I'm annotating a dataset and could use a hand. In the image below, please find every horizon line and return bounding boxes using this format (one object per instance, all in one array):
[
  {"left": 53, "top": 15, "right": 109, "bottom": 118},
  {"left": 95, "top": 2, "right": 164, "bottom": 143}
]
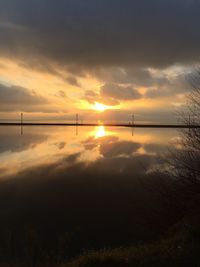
[{"left": 0, "top": 122, "right": 199, "bottom": 129}]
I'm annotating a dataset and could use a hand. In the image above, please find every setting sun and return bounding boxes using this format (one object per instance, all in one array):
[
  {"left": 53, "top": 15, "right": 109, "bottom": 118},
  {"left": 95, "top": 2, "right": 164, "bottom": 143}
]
[{"left": 93, "top": 102, "right": 109, "bottom": 112}]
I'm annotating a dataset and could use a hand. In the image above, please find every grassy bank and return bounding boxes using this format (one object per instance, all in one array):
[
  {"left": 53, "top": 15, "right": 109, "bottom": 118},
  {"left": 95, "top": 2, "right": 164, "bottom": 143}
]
[
  {"left": 61, "top": 195, "right": 200, "bottom": 267},
  {"left": 61, "top": 225, "right": 200, "bottom": 267}
]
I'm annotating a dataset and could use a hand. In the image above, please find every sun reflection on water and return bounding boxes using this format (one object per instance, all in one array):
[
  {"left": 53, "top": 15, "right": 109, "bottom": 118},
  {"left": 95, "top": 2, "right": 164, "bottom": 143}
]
[
  {"left": 0, "top": 126, "right": 178, "bottom": 178},
  {"left": 94, "top": 126, "right": 106, "bottom": 138}
]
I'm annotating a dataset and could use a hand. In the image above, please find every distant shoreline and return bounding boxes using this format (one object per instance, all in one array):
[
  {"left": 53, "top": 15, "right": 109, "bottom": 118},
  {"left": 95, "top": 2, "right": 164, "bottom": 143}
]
[{"left": 0, "top": 122, "right": 199, "bottom": 128}]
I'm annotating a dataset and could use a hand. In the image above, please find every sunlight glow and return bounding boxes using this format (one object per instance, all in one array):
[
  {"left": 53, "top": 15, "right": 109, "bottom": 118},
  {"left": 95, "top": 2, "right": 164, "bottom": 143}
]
[
  {"left": 93, "top": 102, "right": 109, "bottom": 112},
  {"left": 95, "top": 126, "right": 106, "bottom": 138}
]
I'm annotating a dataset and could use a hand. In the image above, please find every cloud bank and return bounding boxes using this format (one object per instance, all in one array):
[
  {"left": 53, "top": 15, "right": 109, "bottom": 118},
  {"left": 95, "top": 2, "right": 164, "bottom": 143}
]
[{"left": 0, "top": 0, "right": 199, "bottom": 71}]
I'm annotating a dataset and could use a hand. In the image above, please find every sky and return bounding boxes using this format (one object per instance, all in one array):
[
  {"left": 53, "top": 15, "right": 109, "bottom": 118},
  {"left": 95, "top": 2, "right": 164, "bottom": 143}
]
[{"left": 0, "top": 0, "right": 200, "bottom": 123}]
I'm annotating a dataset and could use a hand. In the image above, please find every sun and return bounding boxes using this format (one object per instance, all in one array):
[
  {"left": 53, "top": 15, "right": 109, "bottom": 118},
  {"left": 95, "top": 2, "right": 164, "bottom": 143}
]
[{"left": 93, "top": 102, "right": 108, "bottom": 112}]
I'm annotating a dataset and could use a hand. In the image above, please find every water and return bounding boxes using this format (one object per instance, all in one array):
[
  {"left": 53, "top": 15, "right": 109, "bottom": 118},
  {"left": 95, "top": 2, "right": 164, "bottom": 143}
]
[
  {"left": 0, "top": 126, "right": 179, "bottom": 177},
  {"left": 0, "top": 126, "right": 180, "bottom": 258}
]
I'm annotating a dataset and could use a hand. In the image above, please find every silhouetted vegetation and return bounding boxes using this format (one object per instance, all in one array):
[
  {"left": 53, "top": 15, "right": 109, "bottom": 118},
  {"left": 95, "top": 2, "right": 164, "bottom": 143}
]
[
  {"left": 170, "top": 68, "right": 200, "bottom": 193},
  {"left": 60, "top": 226, "right": 200, "bottom": 267}
]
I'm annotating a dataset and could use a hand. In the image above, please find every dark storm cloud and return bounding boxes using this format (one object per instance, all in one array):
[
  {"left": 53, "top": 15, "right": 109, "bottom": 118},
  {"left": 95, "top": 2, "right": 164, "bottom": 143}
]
[
  {"left": 65, "top": 76, "right": 80, "bottom": 87},
  {"left": 96, "top": 68, "right": 190, "bottom": 101},
  {"left": 95, "top": 67, "right": 191, "bottom": 99},
  {"left": 82, "top": 69, "right": 189, "bottom": 107},
  {"left": 83, "top": 89, "right": 120, "bottom": 106},
  {"left": 0, "top": 83, "right": 53, "bottom": 112},
  {"left": 83, "top": 83, "right": 142, "bottom": 107},
  {"left": 145, "top": 73, "right": 189, "bottom": 98},
  {"left": 0, "top": 83, "right": 47, "bottom": 105},
  {"left": 57, "top": 90, "right": 67, "bottom": 98},
  {"left": 92, "top": 67, "right": 166, "bottom": 87},
  {"left": 101, "top": 83, "right": 142, "bottom": 101},
  {"left": 0, "top": 0, "right": 200, "bottom": 71}
]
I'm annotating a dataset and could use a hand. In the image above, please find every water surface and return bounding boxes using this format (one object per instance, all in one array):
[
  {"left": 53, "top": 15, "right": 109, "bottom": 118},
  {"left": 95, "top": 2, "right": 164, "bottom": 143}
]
[
  {"left": 0, "top": 126, "right": 180, "bottom": 256},
  {"left": 0, "top": 126, "right": 178, "bottom": 177}
]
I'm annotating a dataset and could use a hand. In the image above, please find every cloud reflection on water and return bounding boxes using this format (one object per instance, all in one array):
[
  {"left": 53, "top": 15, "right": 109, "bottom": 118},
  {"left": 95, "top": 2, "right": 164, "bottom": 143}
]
[
  {"left": 0, "top": 125, "right": 181, "bottom": 255},
  {"left": 0, "top": 126, "right": 178, "bottom": 178}
]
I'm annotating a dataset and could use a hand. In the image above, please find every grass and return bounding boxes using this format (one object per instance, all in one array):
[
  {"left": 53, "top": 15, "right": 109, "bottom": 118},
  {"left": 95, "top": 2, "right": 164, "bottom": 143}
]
[{"left": 60, "top": 224, "right": 200, "bottom": 267}]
